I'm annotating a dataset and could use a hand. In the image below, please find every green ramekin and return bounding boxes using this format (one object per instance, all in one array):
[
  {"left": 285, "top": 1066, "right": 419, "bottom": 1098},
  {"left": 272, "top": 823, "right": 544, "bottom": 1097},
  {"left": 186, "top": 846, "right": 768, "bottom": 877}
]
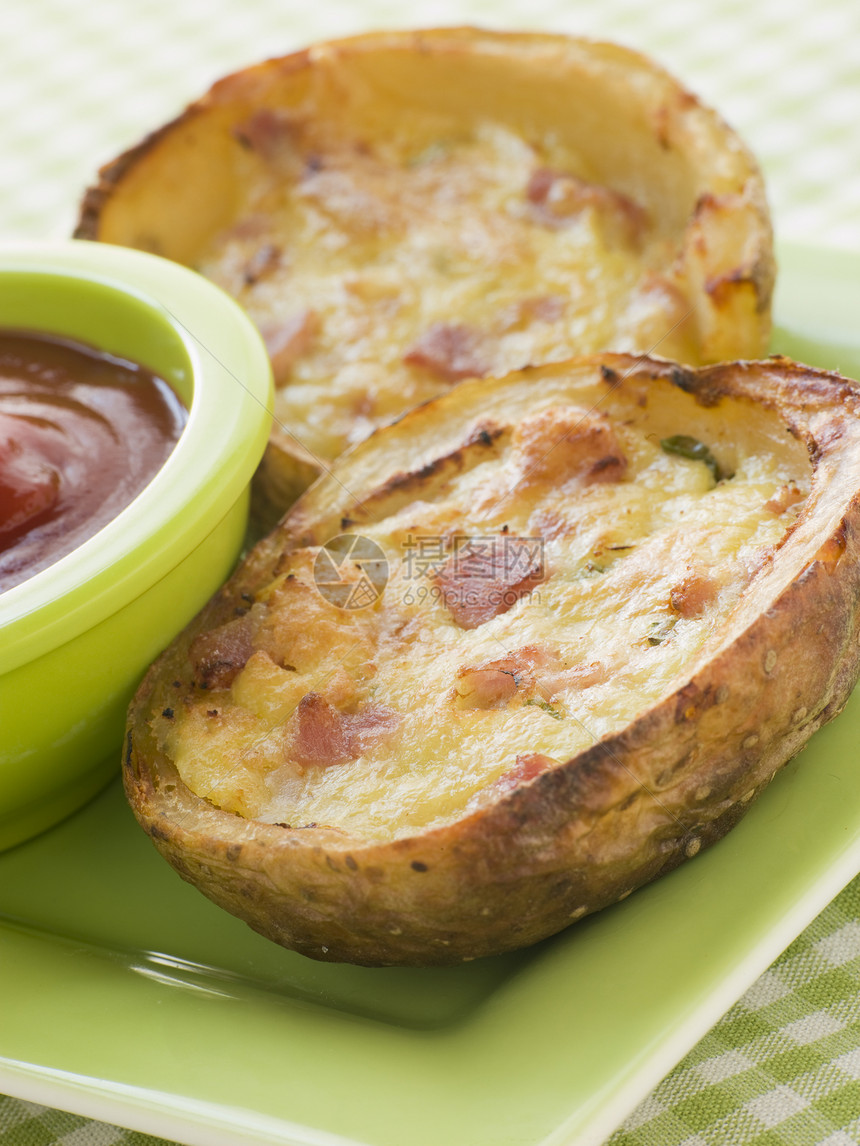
[{"left": 0, "top": 241, "right": 273, "bottom": 850}]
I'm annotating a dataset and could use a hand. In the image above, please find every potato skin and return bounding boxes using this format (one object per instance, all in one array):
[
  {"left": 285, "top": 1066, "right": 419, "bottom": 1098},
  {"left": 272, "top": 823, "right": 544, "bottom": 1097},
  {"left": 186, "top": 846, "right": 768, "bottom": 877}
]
[
  {"left": 125, "top": 354, "right": 860, "bottom": 966},
  {"left": 75, "top": 28, "right": 774, "bottom": 522}
]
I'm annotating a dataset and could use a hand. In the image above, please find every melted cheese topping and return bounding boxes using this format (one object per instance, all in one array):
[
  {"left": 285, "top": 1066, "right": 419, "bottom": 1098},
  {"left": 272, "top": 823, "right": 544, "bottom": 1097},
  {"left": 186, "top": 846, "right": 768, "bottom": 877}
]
[
  {"left": 197, "top": 114, "right": 696, "bottom": 460},
  {"left": 163, "top": 380, "right": 811, "bottom": 842}
]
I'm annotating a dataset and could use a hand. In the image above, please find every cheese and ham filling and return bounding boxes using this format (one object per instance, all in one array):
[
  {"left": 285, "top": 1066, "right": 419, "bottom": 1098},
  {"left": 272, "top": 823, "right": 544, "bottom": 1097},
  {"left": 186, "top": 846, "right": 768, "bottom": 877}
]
[
  {"left": 159, "top": 382, "right": 811, "bottom": 842},
  {"left": 196, "top": 113, "right": 698, "bottom": 460}
]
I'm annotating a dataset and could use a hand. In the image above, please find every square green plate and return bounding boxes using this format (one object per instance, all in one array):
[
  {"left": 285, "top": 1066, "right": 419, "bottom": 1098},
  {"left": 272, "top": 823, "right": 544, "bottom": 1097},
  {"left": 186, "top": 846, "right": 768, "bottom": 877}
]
[{"left": 1, "top": 242, "right": 859, "bottom": 1146}]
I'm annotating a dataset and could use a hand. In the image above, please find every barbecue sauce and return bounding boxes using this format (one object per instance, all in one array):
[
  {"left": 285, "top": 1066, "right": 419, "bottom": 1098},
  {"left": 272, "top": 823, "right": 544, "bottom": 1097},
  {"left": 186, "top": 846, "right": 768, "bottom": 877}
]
[{"left": 0, "top": 331, "right": 187, "bottom": 592}]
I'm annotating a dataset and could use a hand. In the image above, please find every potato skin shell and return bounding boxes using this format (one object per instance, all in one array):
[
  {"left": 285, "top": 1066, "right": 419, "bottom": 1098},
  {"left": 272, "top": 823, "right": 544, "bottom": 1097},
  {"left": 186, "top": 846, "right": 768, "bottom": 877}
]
[
  {"left": 75, "top": 28, "right": 774, "bottom": 522},
  {"left": 124, "top": 354, "right": 860, "bottom": 966}
]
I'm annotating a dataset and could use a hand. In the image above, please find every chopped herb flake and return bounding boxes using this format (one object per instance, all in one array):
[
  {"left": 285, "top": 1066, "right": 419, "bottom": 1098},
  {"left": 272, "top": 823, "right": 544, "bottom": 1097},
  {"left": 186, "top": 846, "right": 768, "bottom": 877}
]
[
  {"left": 525, "top": 697, "right": 563, "bottom": 719},
  {"left": 407, "top": 140, "right": 451, "bottom": 167},
  {"left": 660, "top": 435, "right": 722, "bottom": 482},
  {"left": 647, "top": 617, "right": 678, "bottom": 646}
]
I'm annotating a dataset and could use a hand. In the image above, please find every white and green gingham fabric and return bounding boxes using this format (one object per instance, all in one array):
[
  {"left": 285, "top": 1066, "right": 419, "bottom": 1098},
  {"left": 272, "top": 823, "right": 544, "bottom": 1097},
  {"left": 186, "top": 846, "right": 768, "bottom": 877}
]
[{"left": 2, "top": 0, "right": 860, "bottom": 1143}]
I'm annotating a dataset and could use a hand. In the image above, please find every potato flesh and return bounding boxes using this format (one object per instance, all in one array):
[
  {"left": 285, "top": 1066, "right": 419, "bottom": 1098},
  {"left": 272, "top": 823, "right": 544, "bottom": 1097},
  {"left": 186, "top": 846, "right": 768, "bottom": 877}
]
[
  {"left": 163, "top": 375, "right": 811, "bottom": 841},
  {"left": 196, "top": 116, "right": 697, "bottom": 461}
]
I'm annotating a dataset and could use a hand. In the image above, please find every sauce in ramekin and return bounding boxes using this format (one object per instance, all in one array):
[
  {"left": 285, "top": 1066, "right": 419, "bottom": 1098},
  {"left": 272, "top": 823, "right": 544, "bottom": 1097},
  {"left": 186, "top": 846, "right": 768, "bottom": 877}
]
[{"left": 0, "top": 330, "right": 187, "bottom": 592}]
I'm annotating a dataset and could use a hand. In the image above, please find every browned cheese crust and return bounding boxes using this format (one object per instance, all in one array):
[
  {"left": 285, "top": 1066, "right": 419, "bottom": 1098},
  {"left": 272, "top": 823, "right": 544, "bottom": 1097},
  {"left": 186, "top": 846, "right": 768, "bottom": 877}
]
[
  {"left": 75, "top": 28, "right": 774, "bottom": 525},
  {"left": 125, "top": 353, "right": 860, "bottom": 965}
]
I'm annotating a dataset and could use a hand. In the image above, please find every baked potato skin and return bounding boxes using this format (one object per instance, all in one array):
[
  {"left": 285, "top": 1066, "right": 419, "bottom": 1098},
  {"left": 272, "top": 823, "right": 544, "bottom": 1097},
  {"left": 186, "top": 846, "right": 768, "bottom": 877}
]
[
  {"left": 125, "top": 354, "right": 860, "bottom": 966},
  {"left": 75, "top": 28, "right": 774, "bottom": 522}
]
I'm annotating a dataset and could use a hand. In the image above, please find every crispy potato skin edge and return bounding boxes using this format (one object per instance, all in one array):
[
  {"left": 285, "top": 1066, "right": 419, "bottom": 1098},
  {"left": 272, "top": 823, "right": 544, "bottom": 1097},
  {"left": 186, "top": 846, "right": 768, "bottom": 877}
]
[{"left": 124, "top": 354, "right": 860, "bottom": 966}]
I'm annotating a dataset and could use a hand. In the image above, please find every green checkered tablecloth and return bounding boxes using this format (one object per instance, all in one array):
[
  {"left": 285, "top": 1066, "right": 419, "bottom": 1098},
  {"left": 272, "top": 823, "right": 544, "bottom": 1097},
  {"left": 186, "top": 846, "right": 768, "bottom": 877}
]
[
  {"left": 612, "top": 881, "right": 860, "bottom": 1145},
  {"left": 2, "top": 0, "right": 860, "bottom": 1143}
]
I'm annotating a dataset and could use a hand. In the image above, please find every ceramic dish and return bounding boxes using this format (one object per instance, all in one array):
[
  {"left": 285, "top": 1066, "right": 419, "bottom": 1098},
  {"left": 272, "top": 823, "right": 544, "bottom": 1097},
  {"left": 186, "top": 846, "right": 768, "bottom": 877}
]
[
  {"left": 0, "top": 241, "right": 273, "bottom": 851},
  {"left": 0, "top": 243, "right": 858, "bottom": 1146}
]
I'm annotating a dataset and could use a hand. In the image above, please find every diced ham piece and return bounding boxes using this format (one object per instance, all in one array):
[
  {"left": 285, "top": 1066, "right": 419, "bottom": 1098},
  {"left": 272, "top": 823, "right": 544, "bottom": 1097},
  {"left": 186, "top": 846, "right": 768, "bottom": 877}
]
[
  {"left": 493, "top": 752, "right": 556, "bottom": 796},
  {"left": 497, "top": 295, "right": 566, "bottom": 332},
  {"left": 669, "top": 572, "right": 718, "bottom": 619},
  {"left": 455, "top": 646, "right": 556, "bottom": 709},
  {"left": 287, "top": 693, "right": 400, "bottom": 769},
  {"left": 454, "top": 664, "right": 521, "bottom": 709},
  {"left": 526, "top": 167, "right": 647, "bottom": 246},
  {"left": 190, "top": 614, "right": 256, "bottom": 690},
  {"left": 513, "top": 644, "right": 609, "bottom": 697},
  {"left": 474, "top": 650, "right": 610, "bottom": 701},
  {"left": 457, "top": 644, "right": 608, "bottom": 706},
  {"left": 436, "top": 536, "right": 545, "bottom": 630},
  {"left": 512, "top": 407, "right": 628, "bottom": 487},
  {"left": 261, "top": 310, "right": 319, "bottom": 384},
  {"left": 523, "top": 294, "right": 566, "bottom": 323},
  {"left": 403, "top": 322, "right": 491, "bottom": 383},
  {"left": 232, "top": 109, "right": 299, "bottom": 161},
  {"left": 764, "top": 483, "right": 805, "bottom": 515}
]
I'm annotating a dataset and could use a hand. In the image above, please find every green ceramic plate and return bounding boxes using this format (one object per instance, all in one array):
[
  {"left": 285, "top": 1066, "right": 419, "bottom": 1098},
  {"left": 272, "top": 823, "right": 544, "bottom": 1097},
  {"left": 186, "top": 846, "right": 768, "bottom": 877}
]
[{"left": 1, "top": 243, "right": 859, "bottom": 1146}]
